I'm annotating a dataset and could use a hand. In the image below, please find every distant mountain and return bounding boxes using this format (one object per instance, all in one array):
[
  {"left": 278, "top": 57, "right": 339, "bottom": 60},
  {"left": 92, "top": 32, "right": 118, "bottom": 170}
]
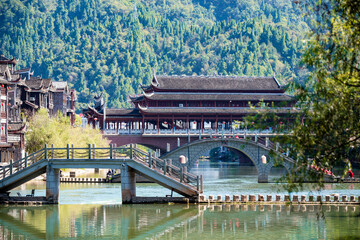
[{"left": 0, "top": 0, "right": 308, "bottom": 110}]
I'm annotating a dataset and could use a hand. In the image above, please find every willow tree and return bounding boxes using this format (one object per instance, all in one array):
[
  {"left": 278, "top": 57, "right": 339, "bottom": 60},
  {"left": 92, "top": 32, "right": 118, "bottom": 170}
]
[{"left": 279, "top": 0, "right": 360, "bottom": 190}]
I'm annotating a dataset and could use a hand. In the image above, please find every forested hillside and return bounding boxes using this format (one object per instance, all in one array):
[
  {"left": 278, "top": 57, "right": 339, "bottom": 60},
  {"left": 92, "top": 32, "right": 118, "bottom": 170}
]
[{"left": 0, "top": 0, "right": 308, "bottom": 110}]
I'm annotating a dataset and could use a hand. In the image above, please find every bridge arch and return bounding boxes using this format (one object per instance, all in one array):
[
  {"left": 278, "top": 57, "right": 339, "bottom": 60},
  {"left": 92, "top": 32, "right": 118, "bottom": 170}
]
[{"left": 161, "top": 138, "right": 293, "bottom": 183}]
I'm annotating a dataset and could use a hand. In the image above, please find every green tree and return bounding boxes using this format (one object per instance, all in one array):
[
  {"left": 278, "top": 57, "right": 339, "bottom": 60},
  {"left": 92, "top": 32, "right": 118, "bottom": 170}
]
[
  {"left": 26, "top": 109, "right": 108, "bottom": 153},
  {"left": 280, "top": 0, "right": 360, "bottom": 190}
]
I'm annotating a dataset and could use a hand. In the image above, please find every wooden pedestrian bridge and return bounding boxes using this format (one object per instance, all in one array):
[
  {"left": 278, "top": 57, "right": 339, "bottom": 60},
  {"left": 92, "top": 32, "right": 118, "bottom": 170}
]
[{"left": 0, "top": 145, "right": 203, "bottom": 204}]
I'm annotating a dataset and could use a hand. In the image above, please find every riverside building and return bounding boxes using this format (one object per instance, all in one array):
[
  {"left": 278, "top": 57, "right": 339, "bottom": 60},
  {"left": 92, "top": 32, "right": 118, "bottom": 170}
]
[{"left": 84, "top": 75, "right": 296, "bottom": 135}]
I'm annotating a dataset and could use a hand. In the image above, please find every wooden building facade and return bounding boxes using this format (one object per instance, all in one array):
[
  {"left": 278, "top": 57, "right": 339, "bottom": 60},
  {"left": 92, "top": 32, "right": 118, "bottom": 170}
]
[{"left": 84, "top": 75, "right": 297, "bottom": 135}]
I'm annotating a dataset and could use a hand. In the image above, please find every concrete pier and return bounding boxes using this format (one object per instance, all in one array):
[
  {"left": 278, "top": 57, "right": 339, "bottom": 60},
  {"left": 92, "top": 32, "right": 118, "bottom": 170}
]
[
  {"left": 120, "top": 164, "right": 136, "bottom": 203},
  {"left": 46, "top": 165, "right": 60, "bottom": 204}
]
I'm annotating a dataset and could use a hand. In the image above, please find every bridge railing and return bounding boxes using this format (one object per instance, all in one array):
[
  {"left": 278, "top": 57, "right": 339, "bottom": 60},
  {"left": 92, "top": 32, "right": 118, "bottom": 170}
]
[
  {"left": 131, "top": 147, "right": 203, "bottom": 192},
  {"left": 0, "top": 145, "right": 203, "bottom": 193},
  {"left": 0, "top": 149, "right": 45, "bottom": 180}
]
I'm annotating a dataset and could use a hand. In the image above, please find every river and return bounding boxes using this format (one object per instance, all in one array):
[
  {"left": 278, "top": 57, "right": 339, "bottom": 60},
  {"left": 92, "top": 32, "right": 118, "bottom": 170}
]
[{"left": 1, "top": 163, "right": 359, "bottom": 239}]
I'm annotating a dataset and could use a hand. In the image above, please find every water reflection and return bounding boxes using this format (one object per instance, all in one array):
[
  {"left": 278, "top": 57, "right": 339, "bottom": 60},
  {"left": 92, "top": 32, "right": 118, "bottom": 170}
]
[{"left": 0, "top": 204, "right": 359, "bottom": 239}]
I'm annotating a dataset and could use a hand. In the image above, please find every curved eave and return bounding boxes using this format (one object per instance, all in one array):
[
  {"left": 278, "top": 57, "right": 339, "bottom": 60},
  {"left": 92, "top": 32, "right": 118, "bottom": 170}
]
[
  {"left": 85, "top": 106, "right": 104, "bottom": 116},
  {"left": 0, "top": 59, "right": 16, "bottom": 65},
  {"left": 142, "top": 92, "right": 294, "bottom": 102},
  {"left": 129, "top": 95, "right": 145, "bottom": 102},
  {"left": 140, "top": 84, "right": 152, "bottom": 91},
  {"left": 138, "top": 106, "right": 299, "bottom": 115}
]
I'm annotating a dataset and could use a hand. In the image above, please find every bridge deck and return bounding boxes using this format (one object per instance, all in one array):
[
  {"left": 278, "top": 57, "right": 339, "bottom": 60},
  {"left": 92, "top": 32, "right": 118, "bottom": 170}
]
[{"left": 0, "top": 145, "right": 202, "bottom": 202}]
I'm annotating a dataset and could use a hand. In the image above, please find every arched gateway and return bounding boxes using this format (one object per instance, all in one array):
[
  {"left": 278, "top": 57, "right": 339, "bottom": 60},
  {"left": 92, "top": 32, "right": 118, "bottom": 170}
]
[{"left": 161, "top": 138, "right": 293, "bottom": 183}]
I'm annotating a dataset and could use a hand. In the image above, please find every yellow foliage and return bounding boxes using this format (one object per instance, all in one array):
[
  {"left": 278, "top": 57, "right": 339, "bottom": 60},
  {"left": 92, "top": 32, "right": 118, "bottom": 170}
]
[{"left": 26, "top": 109, "right": 108, "bottom": 153}]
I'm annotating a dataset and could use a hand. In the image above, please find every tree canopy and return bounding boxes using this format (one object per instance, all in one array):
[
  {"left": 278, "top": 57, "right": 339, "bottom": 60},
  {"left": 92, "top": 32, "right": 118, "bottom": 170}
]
[
  {"left": 0, "top": 0, "right": 308, "bottom": 110},
  {"left": 26, "top": 109, "right": 108, "bottom": 153},
  {"left": 277, "top": 0, "right": 360, "bottom": 190}
]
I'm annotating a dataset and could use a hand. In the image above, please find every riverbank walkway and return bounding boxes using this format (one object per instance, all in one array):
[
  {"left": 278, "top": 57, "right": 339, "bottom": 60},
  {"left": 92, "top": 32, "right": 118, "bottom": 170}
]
[{"left": 0, "top": 145, "right": 203, "bottom": 204}]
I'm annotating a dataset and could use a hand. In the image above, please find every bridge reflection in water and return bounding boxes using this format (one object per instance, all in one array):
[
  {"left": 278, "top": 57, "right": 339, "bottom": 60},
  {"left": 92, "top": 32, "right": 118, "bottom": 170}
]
[{"left": 0, "top": 204, "right": 358, "bottom": 239}]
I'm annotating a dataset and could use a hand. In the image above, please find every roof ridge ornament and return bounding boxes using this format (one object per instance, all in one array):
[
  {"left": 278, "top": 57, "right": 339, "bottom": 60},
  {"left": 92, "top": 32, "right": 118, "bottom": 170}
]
[
  {"left": 272, "top": 72, "right": 281, "bottom": 88},
  {"left": 152, "top": 70, "right": 159, "bottom": 87}
]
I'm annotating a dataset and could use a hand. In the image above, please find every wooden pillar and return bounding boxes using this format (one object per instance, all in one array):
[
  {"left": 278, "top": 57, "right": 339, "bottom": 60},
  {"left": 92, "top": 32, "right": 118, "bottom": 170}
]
[
  {"left": 215, "top": 115, "right": 218, "bottom": 133},
  {"left": 157, "top": 116, "right": 159, "bottom": 133},
  {"left": 142, "top": 117, "right": 145, "bottom": 134},
  {"left": 201, "top": 115, "right": 204, "bottom": 133},
  {"left": 172, "top": 115, "right": 175, "bottom": 133},
  {"left": 186, "top": 115, "right": 189, "bottom": 133}
]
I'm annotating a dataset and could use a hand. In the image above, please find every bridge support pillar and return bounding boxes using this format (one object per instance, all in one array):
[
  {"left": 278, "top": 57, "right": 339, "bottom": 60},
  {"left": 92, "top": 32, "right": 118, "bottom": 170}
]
[
  {"left": 258, "top": 173, "right": 268, "bottom": 183},
  {"left": 46, "top": 165, "right": 60, "bottom": 203},
  {"left": 121, "top": 164, "right": 136, "bottom": 204}
]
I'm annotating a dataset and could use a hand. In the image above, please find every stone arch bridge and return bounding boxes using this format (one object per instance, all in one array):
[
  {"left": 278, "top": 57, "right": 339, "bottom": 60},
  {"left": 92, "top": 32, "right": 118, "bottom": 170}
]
[{"left": 161, "top": 138, "right": 294, "bottom": 183}]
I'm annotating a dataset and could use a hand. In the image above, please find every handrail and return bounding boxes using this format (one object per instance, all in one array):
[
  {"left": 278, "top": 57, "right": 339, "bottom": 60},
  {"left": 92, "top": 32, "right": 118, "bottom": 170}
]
[
  {"left": 0, "top": 138, "right": 295, "bottom": 193},
  {"left": 0, "top": 144, "right": 203, "bottom": 193}
]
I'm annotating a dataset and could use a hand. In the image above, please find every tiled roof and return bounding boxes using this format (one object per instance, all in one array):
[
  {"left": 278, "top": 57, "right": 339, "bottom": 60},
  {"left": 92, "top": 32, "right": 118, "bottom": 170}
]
[
  {"left": 106, "top": 108, "right": 141, "bottom": 116},
  {"left": 25, "top": 79, "right": 43, "bottom": 89},
  {"left": 52, "top": 81, "right": 68, "bottom": 90},
  {"left": 0, "top": 55, "right": 10, "bottom": 61},
  {"left": 142, "top": 92, "right": 294, "bottom": 101},
  {"left": 151, "top": 75, "right": 282, "bottom": 91},
  {"left": 42, "top": 78, "right": 52, "bottom": 88},
  {"left": 138, "top": 105, "right": 298, "bottom": 114},
  {"left": 13, "top": 68, "right": 31, "bottom": 74}
]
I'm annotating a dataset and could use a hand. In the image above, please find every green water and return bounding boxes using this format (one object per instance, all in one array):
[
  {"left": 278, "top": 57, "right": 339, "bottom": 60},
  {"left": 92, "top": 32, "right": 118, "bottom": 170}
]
[
  {"left": 1, "top": 164, "right": 360, "bottom": 239},
  {"left": 0, "top": 204, "right": 359, "bottom": 239}
]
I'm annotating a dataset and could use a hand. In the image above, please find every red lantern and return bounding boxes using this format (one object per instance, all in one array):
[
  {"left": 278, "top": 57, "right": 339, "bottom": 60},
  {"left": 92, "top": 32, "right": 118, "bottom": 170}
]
[
  {"left": 1, "top": 103, "right": 3, "bottom": 106},
  {"left": 94, "top": 118, "right": 98, "bottom": 121},
  {"left": 213, "top": 136, "right": 216, "bottom": 138},
  {"left": 8, "top": 87, "right": 10, "bottom": 90},
  {"left": 1, "top": 126, "right": 3, "bottom": 130},
  {"left": 164, "top": 121, "right": 167, "bottom": 124},
  {"left": 235, "top": 136, "right": 239, "bottom": 138},
  {"left": 1, "top": 85, "right": 3, "bottom": 88},
  {"left": 252, "top": 122, "right": 255, "bottom": 125},
  {"left": 8, "top": 127, "right": 10, "bottom": 130},
  {"left": 203, "top": 137, "right": 206, "bottom": 139},
  {"left": 280, "top": 122, "right": 283, "bottom": 125},
  {"left": 8, "top": 103, "right": 10, "bottom": 106}
]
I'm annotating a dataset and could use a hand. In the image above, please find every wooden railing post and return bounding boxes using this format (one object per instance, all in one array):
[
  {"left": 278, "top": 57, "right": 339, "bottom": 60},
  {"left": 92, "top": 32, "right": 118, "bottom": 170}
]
[
  {"left": 110, "top": 144, "right": 113, "bottom": 159},
  {"left": 51, "top": 144, "right": 54, "bottom": 159},
  {"left": 148, "top": 152, "right": 152, "bottom": 168},
  {"left": 113, "top": 144, "right": 117, "bottom": 159},
  {"left": 163, "top": 160, "right": 167, "bottom": 175},
  {"left": 71, "top": 144, "right": 74, "bottom": 159},
  {"left": 88, "top": 144, "right": 91, "bottom": 159},
  {"left": 197, "top": 175, "right": 200, "bottom": 191},
  {"left": 92, "top": 144, "right": 95, "bottom": 159},
  {"left": 44, "top": 144, "right": 48, "bottom": 160},
  {"left": 9, "top": 160, "right": 13, "bottom": 175},
  {"left": 129, "top": 144, "right": 133, "bottom": 160},
  {"left": 168, "top": 159, "right": 172, "bottom": 175},
  {"left": 180, "top": 167, "right": 183, "bottom": 183},
  {"left": 24, "top": 153, "right": 28, "bottom": 168},
  {"left": 67, "top": 144, "right": 70, "bottom": 159}
]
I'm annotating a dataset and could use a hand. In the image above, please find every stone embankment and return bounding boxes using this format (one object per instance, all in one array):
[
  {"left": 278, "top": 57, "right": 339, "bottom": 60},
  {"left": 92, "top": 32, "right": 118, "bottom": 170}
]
[
  {"left": 60, "top": 177, "right": 106, "bottom": 183},
  {"left": 198, "top": 194, "right": 360, "bottom": 205}
]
